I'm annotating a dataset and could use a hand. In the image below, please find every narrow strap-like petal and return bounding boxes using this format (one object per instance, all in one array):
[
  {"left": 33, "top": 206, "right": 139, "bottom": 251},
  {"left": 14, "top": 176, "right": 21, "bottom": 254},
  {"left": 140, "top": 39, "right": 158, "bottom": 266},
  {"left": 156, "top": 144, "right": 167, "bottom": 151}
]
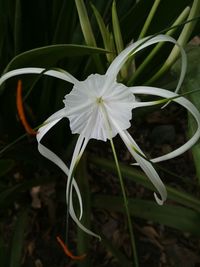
[
  {"left": 66, "top": 134, "right": 87, "bottom": 219},
  {"left": 108, "top": 116, "right": 167, "bottom": 205},
  {"left": 65, "top": 134, "right": 101, "bottom": 239},
  {"left": 130, "top": 86, "right": 200, "bottom": 163},
  {"left": 105, "top": 35, "right": 186, "bottom": 94},
  {"left": 37, "top": 109, "right": 66, "bottom": 141},
  {"left": 0, "top": 67, "right": 78, "bottom": 87},
  {"left": 36, "top": 109, "right": 83, "bottom": 218}
]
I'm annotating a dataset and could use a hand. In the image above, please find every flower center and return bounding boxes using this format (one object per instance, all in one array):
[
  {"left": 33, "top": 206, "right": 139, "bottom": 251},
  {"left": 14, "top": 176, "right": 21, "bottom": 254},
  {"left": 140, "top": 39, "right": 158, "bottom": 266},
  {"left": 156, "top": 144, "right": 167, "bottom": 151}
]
[
  {"left": 96, "top": 96, "right": 104, "bottom": 105},
  {"left": 64, "top": 73, "right": 135, "bottom": 141}
]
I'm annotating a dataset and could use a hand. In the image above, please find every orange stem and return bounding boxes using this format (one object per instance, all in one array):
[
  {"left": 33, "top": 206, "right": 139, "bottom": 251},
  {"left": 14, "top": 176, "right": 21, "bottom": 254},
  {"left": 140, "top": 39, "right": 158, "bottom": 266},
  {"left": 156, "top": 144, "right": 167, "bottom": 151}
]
[
  {"left": 16, "top": 80, "right": 37, "bottom": 135},
  {"left": 56, "top": 236, "right": 86, "bottom": 261}
]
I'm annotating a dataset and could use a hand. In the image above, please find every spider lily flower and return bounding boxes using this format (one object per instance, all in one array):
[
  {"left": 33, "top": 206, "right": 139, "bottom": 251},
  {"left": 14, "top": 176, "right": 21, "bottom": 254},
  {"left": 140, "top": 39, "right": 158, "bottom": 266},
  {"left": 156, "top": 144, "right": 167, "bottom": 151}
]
[{"left": 0, "top": 35, "right": 200, "bottom": 239}]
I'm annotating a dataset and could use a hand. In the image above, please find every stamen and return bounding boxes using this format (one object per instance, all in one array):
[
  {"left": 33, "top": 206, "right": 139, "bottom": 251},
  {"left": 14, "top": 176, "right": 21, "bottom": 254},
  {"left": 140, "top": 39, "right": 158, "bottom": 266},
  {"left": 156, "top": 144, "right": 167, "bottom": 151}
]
[
  {"left": 16, "top": 80, "right": 37, "bottom": 135},
  {"left": 56, "top": 236, "right": 86, "bottom": 261}
]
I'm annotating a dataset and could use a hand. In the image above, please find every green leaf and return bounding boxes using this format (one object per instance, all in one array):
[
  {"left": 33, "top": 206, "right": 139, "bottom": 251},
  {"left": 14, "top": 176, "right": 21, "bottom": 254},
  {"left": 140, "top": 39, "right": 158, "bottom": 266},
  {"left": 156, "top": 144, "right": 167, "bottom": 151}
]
[
  {"left": 0, "top": 159, "right": 15, "bottom": 177},
  {"left": 129, "top": 6, "right": 190, "bottom": 85},
  {"left": 93, "top": 195, "right": 200, "bottom": 236},
  {"left": 121, "top": 0, "right": 195, "bottom": 42},
  {"left": 3, "top": 44, "right": 107, "bottom": 72},
  {"left": 74, "top": 0, "right": 104, "bottom": 73},
  {"left": 9, "top": 209, "right": 28, "bottom": 267},
  {"left": 91, "top": 3, "right": 115, "bottom": 63},
  {"left": 146, "top": 0, "right": 200, "bottom": 85},
  {"left": 91, "top": 157, "right": 200, "bottom": 212},
  {"left": 138, "top": 0, "right": 161, "bottom": 39},
  {"left": 112, "top": 0, "right": 124, "bottom": 54},
  {"left": 75, "top": 0, "right": 96, "bottom": 47}
]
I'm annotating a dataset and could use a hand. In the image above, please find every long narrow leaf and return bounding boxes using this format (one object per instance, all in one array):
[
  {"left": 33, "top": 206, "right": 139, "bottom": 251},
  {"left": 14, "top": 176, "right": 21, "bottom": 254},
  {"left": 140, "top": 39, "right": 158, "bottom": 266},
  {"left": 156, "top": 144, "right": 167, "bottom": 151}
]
[
  {"left": 146, "top": 0, "right": 200, "bottom": 85},
  {"left": 93, "top": 195, "right": 200, "bottom": 236},
  {"left": 3, "top": 45, "right": 107, "bottom": 72},
  {"left": 91, "top": 4, "right": 115, "bottom": 63},
  {"left": 91, "top": 157, "right": 200, "bottom": 211}
]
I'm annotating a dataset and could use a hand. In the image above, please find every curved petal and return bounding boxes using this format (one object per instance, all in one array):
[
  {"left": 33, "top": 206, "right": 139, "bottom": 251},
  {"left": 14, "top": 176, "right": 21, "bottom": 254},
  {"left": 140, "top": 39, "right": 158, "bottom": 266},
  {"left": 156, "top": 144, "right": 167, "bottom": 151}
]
[
  {"left": 37, "top": 109, "right": 66, "bottom": 140},
  {"left": 66, "top": 134, "right": 87, "bottom": 214},
  {"left": 0, "top": 67, "right": 78, "bottom": 87},
  {"left": 36, "top": 108, "right": 83, "bottom": 218},
  {"left": 109, "top": 116, "right": 167, "bottom": 205},
  {"left": 130, "top": 86, "right": 200, "bottom": 163},
  {"left": 65, "top": 135, "right": 100, "bottom": 239},
  {"left": 105, "top": 34, "right": 186, "bottom": 93}
]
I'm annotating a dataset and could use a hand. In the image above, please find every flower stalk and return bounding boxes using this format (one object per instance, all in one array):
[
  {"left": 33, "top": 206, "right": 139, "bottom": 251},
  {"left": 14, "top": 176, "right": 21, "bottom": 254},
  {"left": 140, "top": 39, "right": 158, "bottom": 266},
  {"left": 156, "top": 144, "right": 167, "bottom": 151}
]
[{"left": 110, "top": 139, "right": 139, "bottom": 267}]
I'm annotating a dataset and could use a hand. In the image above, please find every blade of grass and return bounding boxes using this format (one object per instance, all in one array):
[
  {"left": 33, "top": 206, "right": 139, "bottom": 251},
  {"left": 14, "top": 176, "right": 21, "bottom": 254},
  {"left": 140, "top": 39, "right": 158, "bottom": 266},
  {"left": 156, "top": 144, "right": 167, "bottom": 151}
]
[
  {"left": 112, "top": 0, "right": 124, "bottom": 54},
  {"left": 146, "top": 0, "right": 200, "bottom": 85},
  {"left": 128, "top": 6, "right": 190, "bottom": 85},
  {"left": 93, "top": 195, "right": 200, "bottom": 236},
  {"left": 91, "top": 3, "right": 115, "bottom": 63},
  {"left": 112, "top": 0, "right": 127, "bottom": 78},
  {"left": 109, "top": 139, "right": 138, "bottom": 267},
  {"left": 75, "top": 0, "right": 96, "bottom": 47},
  {"left": 138, "top": 0, "right": 161, "bottom": 39},
  {"left": 74, "top": 0, "right": 104, "bottom": 73}
]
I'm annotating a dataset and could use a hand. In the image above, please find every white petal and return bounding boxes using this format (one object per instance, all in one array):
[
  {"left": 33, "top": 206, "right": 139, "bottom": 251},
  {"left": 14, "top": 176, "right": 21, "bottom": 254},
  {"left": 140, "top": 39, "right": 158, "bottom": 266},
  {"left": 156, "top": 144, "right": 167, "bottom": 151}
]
[
  {"left": 66, "top": 134, "right": 87, "bottom": 206},
  {"left": 105, "top": 34, "right": 186, "bottom": 93},
  {"left": 37, "top": 109, "right": 66, "bottom": 142},
  {"left": 0, "top": 67, "right": 78, "bottom": 86},
  {"left": 130, "top": 86, "right": 200, "bottom": 163},
  {"left": 69, "top": 199, "right": 101, "bottom": 240},
  {"left": 37, "top": 109, "right": 83, "bottom": 219},
  {"left": 65, "top": 74, "right": 135, "bottom": 141},
  {"left": 65, "top": 135, "right": 101, "bottom": 239},
  {"left": 109, "top": 116, "right": 167, "bottom": 204}
]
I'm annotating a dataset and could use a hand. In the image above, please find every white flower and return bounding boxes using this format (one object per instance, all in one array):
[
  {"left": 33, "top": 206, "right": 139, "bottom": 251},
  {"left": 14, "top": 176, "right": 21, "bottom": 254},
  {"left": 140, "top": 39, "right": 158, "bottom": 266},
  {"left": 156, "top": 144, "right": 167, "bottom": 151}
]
[{"left": 0, "top": 35, "right": 199, "bottom": 239}]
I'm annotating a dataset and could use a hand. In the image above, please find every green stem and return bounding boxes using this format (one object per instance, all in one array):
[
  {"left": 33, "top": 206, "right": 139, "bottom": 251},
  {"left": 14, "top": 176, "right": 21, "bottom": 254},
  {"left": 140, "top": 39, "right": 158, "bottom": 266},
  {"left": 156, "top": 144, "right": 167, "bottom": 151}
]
[
  {"left": 110, "top": 139, "right": 139, "bottom": 267},
  {"left": 138, "top": 0, "right": 161, "bottom": 39},
  {"left": 128, "top": 6, "right": 190, "bottom": 85},
  {"left": 145, "top": 0, "right": 200, "bottom": 85},
  {"left": 76, "top": 154, "right": 91, "bottom": 267}
]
